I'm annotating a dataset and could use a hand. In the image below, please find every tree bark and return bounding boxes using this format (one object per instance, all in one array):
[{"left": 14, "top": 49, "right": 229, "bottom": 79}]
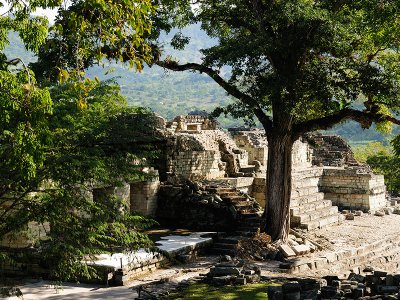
[{"left": 264, "top": 132, "right": 294, "bottom": 242}]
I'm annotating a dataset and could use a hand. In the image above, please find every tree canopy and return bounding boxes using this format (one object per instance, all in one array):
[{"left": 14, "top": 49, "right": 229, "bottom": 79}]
[
  {"left": 156, "top": 0, "right": 400, "bottom": 240},
  {"left": 0, "top": 0, "right": 159, "bottom": 281}
]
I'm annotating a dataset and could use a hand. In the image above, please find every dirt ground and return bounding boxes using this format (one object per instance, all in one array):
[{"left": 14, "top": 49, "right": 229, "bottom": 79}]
[{"left": 303, "top": 213, "right": 400, "bottom": 251}]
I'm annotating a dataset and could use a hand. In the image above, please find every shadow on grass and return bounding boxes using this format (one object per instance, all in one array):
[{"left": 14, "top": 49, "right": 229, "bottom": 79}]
[{"left": 167, "top": 282, "right": 272, "bottom": 300}]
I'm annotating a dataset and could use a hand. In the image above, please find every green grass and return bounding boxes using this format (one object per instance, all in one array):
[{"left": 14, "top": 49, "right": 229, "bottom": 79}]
[{"left": 167, "top": 282, "right": 275, "bottom": 300}]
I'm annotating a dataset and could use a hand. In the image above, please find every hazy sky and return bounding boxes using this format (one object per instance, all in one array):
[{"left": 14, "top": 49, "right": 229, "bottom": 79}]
[{"left": 0, "top": 2, "right": 57, "bottom": 22}]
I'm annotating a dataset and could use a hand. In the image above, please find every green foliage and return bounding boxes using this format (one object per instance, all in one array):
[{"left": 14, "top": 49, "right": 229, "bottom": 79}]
[
  {"left": 31, "top": 0, "right": 155, "bottom": 82},
  {"left": 1, "top": 78, "right": 159, "bottom": 280},
  {"left": 353, "top": 141, "right": 392, "bottom": 163},
  {"left": 353, "top": 141, "right": 400, "bottom": 195},
  {"left": 1, "top": 0, "right": 159, "bottom": 281}
]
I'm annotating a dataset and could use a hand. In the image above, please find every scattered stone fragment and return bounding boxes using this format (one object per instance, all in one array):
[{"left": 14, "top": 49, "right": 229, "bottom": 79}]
[
  {"left": 374, "top": 270, "right": 388, "bottom": 277},
  {"left": 345, "top": 213, "right": 355, "bottom": 220},
  {"left": 279, "top": 244, "right": 296, "bottom": 257},
  {"left": 384, "top": 207, "right": 394, "bottom": 215},
  {"left": 364, "top": 266, "right": 375, "bottom": 272},
  {"left": 375, "top": 210, "right": 385, "bottom": 217},
  {"left": 354, "top": 210, "right": 363, "bottom": 216},
  {"left": 292, "top": 244, "right": 310, "bottom": 255},
  {"left": 393, "top": 208, "right": 400, "bottom": 215}
]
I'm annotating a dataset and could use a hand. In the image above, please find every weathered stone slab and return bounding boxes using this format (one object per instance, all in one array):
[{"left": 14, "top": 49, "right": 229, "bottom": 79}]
[
  {"left": 279, "top": 244, "right": 296, "bottom": 257},
  {"left": 292, "top": 244, "right": 310, "bottom": 255}
]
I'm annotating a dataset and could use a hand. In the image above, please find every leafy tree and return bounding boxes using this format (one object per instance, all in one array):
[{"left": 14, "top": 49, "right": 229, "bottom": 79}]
[
  {"left": 155, "top": 0, "right": 400, "bottom": 241},
  {"left": 0, "top": 0, "right": 159, "bottom": 280},
  {"left": 30, "top": 0, "right": 154, "bottom": 83}
]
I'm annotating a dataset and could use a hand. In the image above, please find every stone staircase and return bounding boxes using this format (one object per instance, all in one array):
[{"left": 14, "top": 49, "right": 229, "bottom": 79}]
[
  {"left": 204, "top": 185, "right": 263, "bottom": 256},
  {"left": 290, "top": 168, "right": 344, "bottom": 230},
  {"left": 284, "top": 234, "right": 400, "bottom": 276}
]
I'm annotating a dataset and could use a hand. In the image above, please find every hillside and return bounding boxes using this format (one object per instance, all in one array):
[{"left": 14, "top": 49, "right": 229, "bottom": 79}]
[{"left": 4, "top": 27, "right": 398, "bottom": 143}]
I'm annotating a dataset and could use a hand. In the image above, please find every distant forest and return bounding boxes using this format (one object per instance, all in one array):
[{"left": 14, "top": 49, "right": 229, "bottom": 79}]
[{"left": 6, "top": 25, "right": 398, "bottom": 145}]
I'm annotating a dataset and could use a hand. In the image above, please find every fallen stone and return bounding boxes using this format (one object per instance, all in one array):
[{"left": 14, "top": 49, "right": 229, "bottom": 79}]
[
  {"left": 374, "top": 270, "right": 388, "bottom": 277},
  {"left": 320, "top": 286, "right": 339, "bottom": 298},
  {"left": 284, "top": 291, "right": 300, "bottom": 300},
  {"left": 332, "top": 280, "right": 341, "bottom": 289},
  {"left": 346, "top": 213, "right": 355, "bottom": 220},
  {"left": 393, "top": 208, "right": 400, "bottom": 215},
  {"left": 221, "top": 255, "right": 232, "bottom": 262},
  {"left": 354, "top": 210, "right": 363, "bottom": 216},
  {"left": 354, "top": 288, "right": 365, "bottom": 298},
  {"left": 377, "top": 285, "right": 399, "bottom": 293},
  {"left": 279, "top": 244, "right": 296, "bottom": 257},
  {"left": 267, "top": 286, "right": 283, "bottom": 300},
  {"left": 348, "top": 273, "right": 366, "bottom": 283},
  {"left": 384, "top": 207, "right": 394, "bottom": 215},
  {"left": 375, "top": 211, "right": 385, "bottom": 217},
  {"left": 211, "top": 275, "right": 232, "bottom": 286},
  {"left": 292, "top": 244, "right": 310, "bottom": 255},
  {"left": 363, "top": 266, "right": 375, "bottom": 272},
  {"left": 282, "top": 281, "right": 301, "bottom": 294},
  {"left": 234, "top": 276, "right": 246, "bottom": 285},
  {"left": 386, "top": 274, "right": 394, "bottom": 286},
  {"left": 245, "top": 274, "right": 260, "bottom": 283},
  {"left": 209, "top": 266, "right": 241, "bottom": 276}
]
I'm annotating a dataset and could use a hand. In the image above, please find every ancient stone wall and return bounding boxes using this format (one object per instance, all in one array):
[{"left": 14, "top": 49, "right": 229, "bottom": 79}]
[
  {"left": 304, "top": 133, "right": 360, "bottom": 167},
  {"left": 229, "top": 129, "right": 268, "bottom": 166},
  {"left": 156, "top": 184, "right": 236, "bottom": 231},
  {"left": 130, "top": 170, "right": 160, "bottom": 216},
  {"left": 230, "top": 129, "right": 312, "bottom": 170},
  {"left": 165, "top": 130, "right": 249, "bottom": 182},
  {"left": 320, "top": 168, "right": 386, "bottom": 211}
]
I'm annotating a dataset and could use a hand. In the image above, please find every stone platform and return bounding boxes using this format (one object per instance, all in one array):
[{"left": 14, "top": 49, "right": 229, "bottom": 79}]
[{"left": 279, "top": 213, "right": 400, "bottom": 277}]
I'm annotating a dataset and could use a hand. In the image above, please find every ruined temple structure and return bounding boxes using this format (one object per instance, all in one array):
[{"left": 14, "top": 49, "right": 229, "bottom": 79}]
[
  {"left": 146, "top": 115, "right": 387, "bottom": 232},
  {"left": 2, "top": 115, "right": 387, "bottom": 250}
]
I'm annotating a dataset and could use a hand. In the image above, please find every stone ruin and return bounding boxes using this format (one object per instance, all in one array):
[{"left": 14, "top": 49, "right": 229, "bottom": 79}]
[
  {"left": 0, "top": 114, "right": 392, "bottom": 286},
  {"left": 151, "top": 115, "right": 387, "bottom": 229}
]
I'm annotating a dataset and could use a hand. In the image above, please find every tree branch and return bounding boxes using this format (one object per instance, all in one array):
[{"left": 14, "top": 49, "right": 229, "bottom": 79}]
[
  {"left": 156, "top": 59, "right": 273, "bottom": 130},
  {"left": 293, "top": 108, "right": 400, "bottom": 139}
]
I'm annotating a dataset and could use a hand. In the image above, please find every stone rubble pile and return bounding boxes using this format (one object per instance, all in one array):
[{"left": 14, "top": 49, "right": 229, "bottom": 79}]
[
  {"left": 203, "top": 255, "right": 261, "bottom": 286},
  {"left": 318, "top": 268, "right": 400, "bottom": 299},
  {"left": 157, "top": 180, "right": 262, "bottom": 232},
  {"left": 278, "top": 233, "right": 319, "bottom": 258},
  {"left": 268, "top": 268, "right": 400, "bottom": 299}
]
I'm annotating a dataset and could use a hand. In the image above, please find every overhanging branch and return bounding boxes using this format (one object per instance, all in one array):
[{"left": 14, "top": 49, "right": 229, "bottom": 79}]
[
  {"left": 156, "top": 59, "right": 273, "bottom": 130},
  {"left": 293, "top": 108, "right": 400, "bottom": 138}
]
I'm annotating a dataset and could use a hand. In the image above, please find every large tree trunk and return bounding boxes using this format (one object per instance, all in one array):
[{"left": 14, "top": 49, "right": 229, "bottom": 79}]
[{"left": 264, "top": 132, "right": 294, "bottom": 242}]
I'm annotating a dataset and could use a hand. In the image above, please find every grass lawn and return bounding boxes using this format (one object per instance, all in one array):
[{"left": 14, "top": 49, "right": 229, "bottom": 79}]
[{"left": 167, "top": 282, "right": 274, "bottom": 300}]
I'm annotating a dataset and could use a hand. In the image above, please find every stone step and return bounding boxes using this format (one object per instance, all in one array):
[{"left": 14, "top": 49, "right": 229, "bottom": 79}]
[
  {"left": 298, "top": 214, "right": 344, "bottom": 231},
  {"left": 218, "top": 236, "right": 243, "bottom": 245},
  {"left": 218, "top": 191, "right": 240, "bottom": 197},
  {"left": 239, "top": 165, "right": 256, "bottom": 173},
  {"left": 290, "top": 200, "right": 333, "bottom": 216},
  {"left": 233, "top": 201, "right": 252, "bottom": 207},
  {"left": 290, "top": 193, "right": 325, "bottom": 207},
  {"left": 240, "top": 212, "right": 262, "bottom": 219},
  {"left": 222, "top": 195, "right": 248, "bottom": 202},
  {"left": 237, "top": 219, "right": 262, "bottom": 227},
  {"left": 291, "top": 186, "right": 320, "bottom": 199},
  {"left": 291, "top": 177, "right": 320, "bottom": 189},
  {"left": 209, "top": 248, "right": 237, "bottom": 256},
  {"left": 236, "top": 226, "right": 259, "bottom": 233},
  {"left": 288, "top": 235, "right": 400, "bottom": 275},
  {"left": 235, "top": 231, "right": 258, "bottom": 237},
  {"left": 236, "top": 208, "right": 258, "bottom": 214},
  {"left": 206, "top": 187, "right": 236, "bottom": 194},
  {"left": 292, "top": 206, "right": 339, "bottom": 224},
  {"left": 213, "top": 243, "right": 238, "bottom": 250}
]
